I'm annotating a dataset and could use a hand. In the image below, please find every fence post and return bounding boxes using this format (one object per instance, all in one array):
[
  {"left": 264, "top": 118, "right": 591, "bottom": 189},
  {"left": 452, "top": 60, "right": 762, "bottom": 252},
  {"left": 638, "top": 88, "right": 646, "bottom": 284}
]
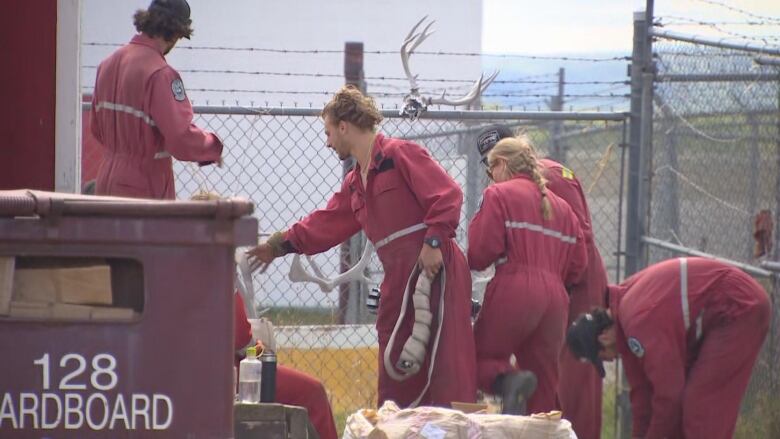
[
  {"left": 653, "top": 95, "right": 679, "bottom": 256},
  {"left": 626, "top": 10, "right": 653, "bottom": 277},
  {"left": 550, "top": 68, "right": 566, "bottom": 162},
  {"left": 747, "top": 112, "right": 760, "bottom": 260},
  {"left": 342, "top": 42, "right": 367, "bottom": 324},
  {"left": 621, "top": 9, "right": 653, "bottom": 439},
  {"left": 771, "top": 71, "right": 780, "bottom": 437}
]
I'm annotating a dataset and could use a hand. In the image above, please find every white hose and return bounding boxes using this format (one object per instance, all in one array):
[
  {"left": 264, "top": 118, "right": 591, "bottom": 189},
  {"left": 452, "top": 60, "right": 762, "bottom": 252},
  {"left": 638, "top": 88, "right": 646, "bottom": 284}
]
[{"left": 383, "top": 265, "right": 446, "bottom": 408}]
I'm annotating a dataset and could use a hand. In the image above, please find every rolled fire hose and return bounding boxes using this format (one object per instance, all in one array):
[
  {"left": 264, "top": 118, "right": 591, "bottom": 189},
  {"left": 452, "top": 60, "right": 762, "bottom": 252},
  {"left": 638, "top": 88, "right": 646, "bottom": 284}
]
[{"left": 383, "top": 265, "right": 446, "bottom": 408}]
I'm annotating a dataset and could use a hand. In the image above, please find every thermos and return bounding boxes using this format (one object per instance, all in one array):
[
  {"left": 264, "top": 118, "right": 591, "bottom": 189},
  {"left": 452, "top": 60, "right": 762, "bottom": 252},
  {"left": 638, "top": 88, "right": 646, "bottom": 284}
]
[{"left": 260, "top": 350, "right": 277, "bottom": 403}]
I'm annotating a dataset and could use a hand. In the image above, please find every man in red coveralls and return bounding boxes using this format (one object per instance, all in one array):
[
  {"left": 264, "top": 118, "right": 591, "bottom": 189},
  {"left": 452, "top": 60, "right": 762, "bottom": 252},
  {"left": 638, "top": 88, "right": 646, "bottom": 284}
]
[
  {"left": 247, "top": 85, "right": 477, "bottom": 408},
  {"left": 476, "top": 125, "right": 607, "bottom": 437},
  {"left": 233, "top": 293, "right": 338, "bottom": 439},
  {"left": 568, "top": 257, "right": 770, "bottom": 439},
  {"left": 90, "top": 0, "right": 223, "bottom": 199}
]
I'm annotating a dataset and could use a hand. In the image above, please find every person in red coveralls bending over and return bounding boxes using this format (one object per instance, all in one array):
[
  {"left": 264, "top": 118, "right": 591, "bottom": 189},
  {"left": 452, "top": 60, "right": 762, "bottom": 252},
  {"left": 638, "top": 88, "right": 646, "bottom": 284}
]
[
  {"left": 90, "top": 0, "right": 223, "bottom": 199},
  {"left": 247, "top": 85, "right": 477, "bottom": 409},
  {"left": 568, "top": 257, "right": 770, "bottom": 439}
]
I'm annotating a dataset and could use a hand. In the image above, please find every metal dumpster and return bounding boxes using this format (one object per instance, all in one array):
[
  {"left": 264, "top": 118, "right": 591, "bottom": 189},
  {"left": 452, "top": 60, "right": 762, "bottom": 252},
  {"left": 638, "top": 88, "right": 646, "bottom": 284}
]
[{"left": 0, "top": 190, "right": 256, "bottom": 438}]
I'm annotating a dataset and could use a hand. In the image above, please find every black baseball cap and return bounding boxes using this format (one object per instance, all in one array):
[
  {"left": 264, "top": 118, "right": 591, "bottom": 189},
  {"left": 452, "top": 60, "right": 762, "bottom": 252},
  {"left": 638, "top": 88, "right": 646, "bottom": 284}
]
[
  {"left": 567, "top": 312, "right": 607, "bottom": 378},
  {"left": 150, "top": 0, "right": 191, "bottom": 22},
  {"left": 476, "top": 124, "right": 514, "bottom": 164}
]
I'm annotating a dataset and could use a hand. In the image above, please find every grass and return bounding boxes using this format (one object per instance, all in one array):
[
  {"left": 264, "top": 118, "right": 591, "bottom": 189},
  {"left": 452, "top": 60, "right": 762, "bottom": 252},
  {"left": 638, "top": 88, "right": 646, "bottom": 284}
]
[
  {"left": 601, "top": 381, "right": 617, "bottom": 439},
  {"left": 334, "top": 410, "right": 349, "bottom": 437},
  {"left": 261, "top": 306, "right": 338, "bottom": 326}
]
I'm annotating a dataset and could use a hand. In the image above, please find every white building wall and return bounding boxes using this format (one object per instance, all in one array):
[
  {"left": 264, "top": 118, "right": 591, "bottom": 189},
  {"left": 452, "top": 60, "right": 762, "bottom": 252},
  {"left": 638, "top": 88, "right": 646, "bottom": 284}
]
[{"left": 81, "top": 0, "right": 484, "bottom": 108}]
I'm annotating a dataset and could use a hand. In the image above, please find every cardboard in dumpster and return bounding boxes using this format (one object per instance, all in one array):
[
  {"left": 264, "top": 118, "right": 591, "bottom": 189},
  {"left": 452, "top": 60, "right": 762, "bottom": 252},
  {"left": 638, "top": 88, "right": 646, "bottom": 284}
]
[
  {"left": 343, "top": 401, "right": 576, "bottom": 439},
  {"left": 13, "top": 265, "right": 113, "bottom": 305},
  {"left": 0, "top": 257, "right": 14, "bottom": 315}
]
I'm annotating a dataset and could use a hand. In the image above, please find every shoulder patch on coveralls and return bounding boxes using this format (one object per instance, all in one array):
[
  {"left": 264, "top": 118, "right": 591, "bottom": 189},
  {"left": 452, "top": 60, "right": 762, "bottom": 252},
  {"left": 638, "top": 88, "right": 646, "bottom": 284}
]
[
  {"left": 561, "top": 166, "right": 575, "bottom": 180},
  {"left": 627, "top": 336, "right": 645, "bottom": 358},
  {"left": 171, "top": 78, "right": 187, "bottom": 102}
]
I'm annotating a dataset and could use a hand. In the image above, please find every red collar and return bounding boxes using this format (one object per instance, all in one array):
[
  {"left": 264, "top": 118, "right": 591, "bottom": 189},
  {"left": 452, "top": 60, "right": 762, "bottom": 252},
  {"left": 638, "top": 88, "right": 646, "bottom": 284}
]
[
  {"left": 130, "top": 33, "right": 165, "bottom": 56},
  {"left": 354, "top": 132, "right": 388, "bottom": 175},
  {"left": 509, "top": 173, "right": 535, "bottom": 183},
  {"left": 368, "top": 133, "right": 388, "bottom": 171}
]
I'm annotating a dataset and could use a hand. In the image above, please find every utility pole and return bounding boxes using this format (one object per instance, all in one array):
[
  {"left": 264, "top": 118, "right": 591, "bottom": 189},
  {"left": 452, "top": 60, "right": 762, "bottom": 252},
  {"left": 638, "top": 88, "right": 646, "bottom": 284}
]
[
  {"left": 341, "top": 42, "right": 367, "bottom": 324},
  {"left": 549, "top": 68, "right": 566, "bottom": 162}
]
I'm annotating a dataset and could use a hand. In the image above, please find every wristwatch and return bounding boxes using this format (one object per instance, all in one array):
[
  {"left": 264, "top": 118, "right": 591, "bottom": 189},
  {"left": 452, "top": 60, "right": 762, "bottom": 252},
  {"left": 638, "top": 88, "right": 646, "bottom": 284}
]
[{"left": 424, "top": 236, "right": 441, "bottom": 249}]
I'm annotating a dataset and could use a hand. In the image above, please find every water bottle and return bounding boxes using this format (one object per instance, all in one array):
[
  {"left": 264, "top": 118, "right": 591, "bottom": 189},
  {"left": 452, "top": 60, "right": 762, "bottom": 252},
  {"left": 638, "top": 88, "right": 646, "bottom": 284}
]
[
  {"left": 238, "top": 346, "right": 262, "bottom": 403},
  {"left": 260, "top": 350, "right": 277, "bottom": 403}
]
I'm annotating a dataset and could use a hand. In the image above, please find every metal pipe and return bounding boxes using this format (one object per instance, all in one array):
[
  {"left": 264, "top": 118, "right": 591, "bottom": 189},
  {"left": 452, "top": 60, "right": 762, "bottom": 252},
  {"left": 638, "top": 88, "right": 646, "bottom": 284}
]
[
  {"left": 203, "top": 107, "right": 630, "bottom": 122},
  {"left": 637, "top": 72, "right": 654, "bottom": 269},
  {"left": 81, "top": 102, "right": 628, "bottom": 122},
  {"left": 616, "top": 120, "right": 628, "bottom": 281},
  {"left": 642, "top": 236, "right": 773, "bottom": 278},
  {"left": 656, "top": 73, "right": 777, "bottom": 82},
  {"left": 625, "top": 11, "right": 651, "bottom": 278},
  {"left": 754, "top": 55, "right": 780, "bottom": 67},
  {"left": 760, "top": 261, "right": 780, "bottom": 272},
  {"left": 649, "top": 28, "right": 780, "bottom": 57}
]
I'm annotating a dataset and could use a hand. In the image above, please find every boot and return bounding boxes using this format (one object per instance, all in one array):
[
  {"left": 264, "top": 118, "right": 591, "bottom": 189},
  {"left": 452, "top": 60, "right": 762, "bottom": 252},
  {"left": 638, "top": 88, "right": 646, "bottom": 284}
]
[{"left": 493, "top": 370, "right": 537, "bottom": 415}]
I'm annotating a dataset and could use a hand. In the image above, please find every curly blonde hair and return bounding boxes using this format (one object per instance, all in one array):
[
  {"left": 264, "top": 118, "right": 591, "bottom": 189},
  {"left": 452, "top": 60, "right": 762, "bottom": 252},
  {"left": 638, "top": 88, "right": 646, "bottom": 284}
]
[
  {"left": 321, "top": 85, "right": 383, "bottom": 131},
  {"left": 488, "top": 135, "right": 553, "bottom": 220}
]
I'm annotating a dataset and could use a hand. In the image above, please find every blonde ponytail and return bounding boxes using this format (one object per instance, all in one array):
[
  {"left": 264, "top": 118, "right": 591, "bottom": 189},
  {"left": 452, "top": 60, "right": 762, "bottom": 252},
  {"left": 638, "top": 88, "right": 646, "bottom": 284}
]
[{"left": 488, "top": 135, "right": 553, "bottom": 220}]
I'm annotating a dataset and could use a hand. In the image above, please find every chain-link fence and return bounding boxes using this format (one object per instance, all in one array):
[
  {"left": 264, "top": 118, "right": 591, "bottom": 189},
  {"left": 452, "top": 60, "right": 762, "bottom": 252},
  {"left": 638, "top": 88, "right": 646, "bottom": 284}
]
[
  {"left": 166, "top": 107, "right": 628, "bottom": 424},
  {"left": 644, "top": 31, "right": 780, "bottom": 439}
]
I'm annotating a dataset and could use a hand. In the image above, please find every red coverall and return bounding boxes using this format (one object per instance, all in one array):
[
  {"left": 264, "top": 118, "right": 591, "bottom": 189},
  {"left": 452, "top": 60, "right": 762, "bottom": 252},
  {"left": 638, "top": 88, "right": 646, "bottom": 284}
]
[
  {"left": 542, "top": 159, "right": 608, "bottom": 439},
  {"left": 609, "top": 257, "right": 770, "bottom": 439},
  {"left": 285, "top": 133, "right": 477, "bottom": 408},
  {"left": 234, "top": 293, "right": 338, "bottom": 439},
  {"left": 468, "top": 174, "right": 588, "bottom": 414},
  {"left": 90, "top": 34, "right": 222, "bottom": 199}
]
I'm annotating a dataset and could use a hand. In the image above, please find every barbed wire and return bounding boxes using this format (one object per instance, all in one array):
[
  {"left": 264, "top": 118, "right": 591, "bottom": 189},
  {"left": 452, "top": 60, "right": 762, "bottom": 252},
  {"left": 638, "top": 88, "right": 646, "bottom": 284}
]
[
  {"left": 81, "top": 42, "right": 629, "bottom": 62},
  {"left": 657, "top": 15, "right": 780, "bottom": 27},
  {"left": 689, "top": 0, "right": 780, "bottom": 24},
  {"left": 81, "top": 64, "right": 627, "bottom": 86},
  {"left": 657, "top": 18, "right": 780, "bottom": 43}
]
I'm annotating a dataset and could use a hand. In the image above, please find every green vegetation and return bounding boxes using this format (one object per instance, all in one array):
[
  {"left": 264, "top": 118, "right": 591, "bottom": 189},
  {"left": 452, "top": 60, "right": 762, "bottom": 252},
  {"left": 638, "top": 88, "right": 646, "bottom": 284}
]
[
  {"left": 602, "top": 381, "right": 617, "bottom": 439},
  {"left": 261, "top": 306, "right": 338, "bottom": 326}
]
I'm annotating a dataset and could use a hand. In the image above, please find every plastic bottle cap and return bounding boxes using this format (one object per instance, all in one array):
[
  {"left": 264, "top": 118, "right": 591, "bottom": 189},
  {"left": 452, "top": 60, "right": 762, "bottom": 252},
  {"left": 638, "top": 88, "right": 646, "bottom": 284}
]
[{"left": 246, "top": 346, "right": 257, "bottom": 358}]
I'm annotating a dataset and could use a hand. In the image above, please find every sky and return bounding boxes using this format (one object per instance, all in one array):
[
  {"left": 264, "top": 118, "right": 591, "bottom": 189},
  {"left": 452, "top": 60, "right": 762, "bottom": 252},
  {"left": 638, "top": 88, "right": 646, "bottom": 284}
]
[{"left": 483, "top": 0, "right": 780, "bottom": 54}]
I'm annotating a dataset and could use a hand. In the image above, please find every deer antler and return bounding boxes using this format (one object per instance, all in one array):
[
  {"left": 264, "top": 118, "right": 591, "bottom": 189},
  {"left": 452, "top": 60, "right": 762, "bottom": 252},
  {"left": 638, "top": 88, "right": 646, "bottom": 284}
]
[
  {"left": 289, "top": 242, "right": 374, "bottom": 292},
  {"left": 399, "top": 16, "right": 499, "bottom": 119},
  {"left": 401, "top": 16, "right": 436, "bottom": 94},
  {"left": 235, "top": 247, "right": 258, "bottom": 318},
  {"left": 428, "top": 70, "right": 499, "bottom": 107}
]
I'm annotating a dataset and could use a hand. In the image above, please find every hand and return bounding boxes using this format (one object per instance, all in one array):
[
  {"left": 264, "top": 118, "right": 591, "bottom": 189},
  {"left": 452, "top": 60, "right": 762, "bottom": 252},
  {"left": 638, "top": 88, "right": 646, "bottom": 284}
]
[
  {"left": 246, "top": 243, "right": 276, "bottom": 273},
  {"left": 418, "top": 244, "right": 443, "bottom": 279},
  {"left": 254, "top": 339, "right": 265, "bottom": 356}
]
